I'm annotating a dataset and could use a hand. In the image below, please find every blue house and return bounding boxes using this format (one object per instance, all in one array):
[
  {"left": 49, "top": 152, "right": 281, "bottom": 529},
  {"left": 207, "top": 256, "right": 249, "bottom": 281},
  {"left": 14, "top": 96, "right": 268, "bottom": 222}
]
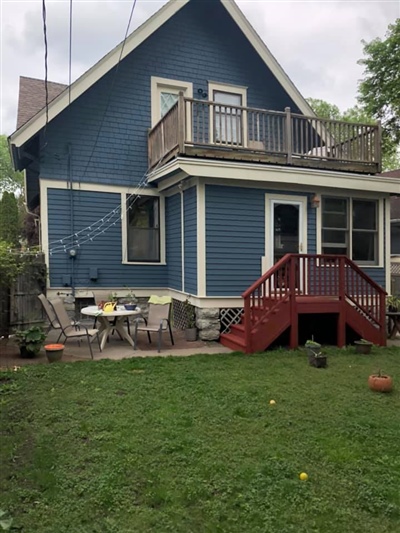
[{"left": 9, "top": 0, "right": 398, "bottom": 351}]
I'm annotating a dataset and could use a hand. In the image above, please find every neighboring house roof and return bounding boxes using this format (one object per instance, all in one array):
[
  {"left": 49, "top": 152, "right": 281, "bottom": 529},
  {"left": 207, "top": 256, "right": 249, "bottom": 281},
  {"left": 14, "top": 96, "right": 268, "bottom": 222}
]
[
  {"left": 9, "top": 0, "right": 316, "bottom": 149},
  {"left": 380, "top": 169, "right": 400, "bottom": 179},
  {"left": 17, "top": 76, "right": 67, "bottom": 130},
  {"left": 391, "top": 196, "right": 400, "bottom": 221}
]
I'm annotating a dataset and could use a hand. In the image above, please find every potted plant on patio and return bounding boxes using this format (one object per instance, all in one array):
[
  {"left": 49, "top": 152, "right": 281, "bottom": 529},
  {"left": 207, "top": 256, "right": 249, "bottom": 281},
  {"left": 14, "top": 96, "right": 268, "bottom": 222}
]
[
  {"left": 387, "top": 295, "right": 400, "bottom": 312},
  {"left": 15, "top": 325, "right": 47, "bottom": 358},
  {"left": 184, "top": 299, "right": 197, "bottom": 342},
  {"left": 354, "top": 338, "right": 373, "bottom": 354},
  {"left": 44, "top": 343, "right": 65, "bottom": 363},
  {"left": 305, "top": 339, "right": 327, "bottom": 368},
  {"left": 123, "top": 290, "right": 138, "bottom": 311},
  {"left": 368, "top": 370, "right": 393, "bottom": 393}
]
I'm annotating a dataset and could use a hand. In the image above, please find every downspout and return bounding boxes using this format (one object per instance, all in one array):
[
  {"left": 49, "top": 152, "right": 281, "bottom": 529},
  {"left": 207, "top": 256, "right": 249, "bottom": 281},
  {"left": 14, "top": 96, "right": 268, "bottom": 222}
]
[{"left": 180, "top": 183, "right": 185, "bottom": 293}]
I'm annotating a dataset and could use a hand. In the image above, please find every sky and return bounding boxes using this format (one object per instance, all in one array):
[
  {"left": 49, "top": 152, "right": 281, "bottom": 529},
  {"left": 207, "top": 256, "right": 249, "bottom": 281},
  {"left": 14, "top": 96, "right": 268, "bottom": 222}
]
[{"left": 1, "top": 0, "right": 399, "bottom": 136}]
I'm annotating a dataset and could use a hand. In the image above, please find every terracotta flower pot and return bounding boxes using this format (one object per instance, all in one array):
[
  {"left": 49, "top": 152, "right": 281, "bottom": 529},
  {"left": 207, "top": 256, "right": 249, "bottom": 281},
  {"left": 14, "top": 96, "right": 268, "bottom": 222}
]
[
  {"left": 368, "top": 374, "right": 393, "bottom": 393},
  {"left": 45, "top": 344, "right": 64, "bottom": 363}
]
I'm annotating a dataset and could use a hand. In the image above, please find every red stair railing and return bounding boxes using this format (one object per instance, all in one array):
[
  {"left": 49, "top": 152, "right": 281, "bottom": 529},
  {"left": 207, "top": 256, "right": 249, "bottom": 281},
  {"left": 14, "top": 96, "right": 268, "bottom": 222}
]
[{"left": 241, "top": 254, "right": 387, "bottom": 352}]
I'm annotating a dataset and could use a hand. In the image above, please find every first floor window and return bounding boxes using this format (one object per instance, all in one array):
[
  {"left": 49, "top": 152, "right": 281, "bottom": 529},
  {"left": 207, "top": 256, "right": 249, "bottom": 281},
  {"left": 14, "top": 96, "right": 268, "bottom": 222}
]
[
  {"left": 127, "top": 195, "right": 160, "bottom": 262},
  {"left": 322, "top": 197, "right": 378, "bottom": 264}
]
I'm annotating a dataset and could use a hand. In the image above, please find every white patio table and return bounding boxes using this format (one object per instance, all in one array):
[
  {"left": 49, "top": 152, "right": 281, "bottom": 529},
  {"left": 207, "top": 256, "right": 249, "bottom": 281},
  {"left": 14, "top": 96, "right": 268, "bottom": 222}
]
[{"left": 81, "top": 305, "right": 141, "bottom": 351}]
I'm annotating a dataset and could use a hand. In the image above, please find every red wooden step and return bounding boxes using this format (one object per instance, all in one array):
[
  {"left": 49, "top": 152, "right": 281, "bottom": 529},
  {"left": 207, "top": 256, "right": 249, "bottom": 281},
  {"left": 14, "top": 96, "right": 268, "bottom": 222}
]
[{"left": 220, "top": 333, "right": 246, "bottom": 352}]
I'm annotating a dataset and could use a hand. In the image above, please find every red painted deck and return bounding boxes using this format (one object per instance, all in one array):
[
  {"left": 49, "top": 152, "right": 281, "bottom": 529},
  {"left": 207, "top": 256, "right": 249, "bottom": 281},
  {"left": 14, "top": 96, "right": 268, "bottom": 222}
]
[{"left": 220, "top": 254, "right": 387, "bottom": 353}]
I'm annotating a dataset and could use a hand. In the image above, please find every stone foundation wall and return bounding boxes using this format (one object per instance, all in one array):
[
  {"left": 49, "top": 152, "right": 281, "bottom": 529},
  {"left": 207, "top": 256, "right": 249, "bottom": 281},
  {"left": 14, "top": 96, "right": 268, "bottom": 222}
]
[{"left": 195, "top": 307, "right": 220, "bottom": 341}]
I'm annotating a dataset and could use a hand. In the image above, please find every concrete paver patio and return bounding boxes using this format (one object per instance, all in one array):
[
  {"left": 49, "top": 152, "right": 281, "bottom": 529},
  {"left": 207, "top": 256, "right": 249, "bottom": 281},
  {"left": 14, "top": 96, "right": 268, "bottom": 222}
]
[{"left": 0, "top": 325, "right": 233, "bottom": 368}]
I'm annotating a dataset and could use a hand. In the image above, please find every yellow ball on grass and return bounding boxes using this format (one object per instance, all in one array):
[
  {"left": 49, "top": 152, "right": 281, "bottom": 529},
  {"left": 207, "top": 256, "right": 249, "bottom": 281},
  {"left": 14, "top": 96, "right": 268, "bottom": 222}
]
[{"left": 299, "top": 472, "right": 308, "bottom": 481}]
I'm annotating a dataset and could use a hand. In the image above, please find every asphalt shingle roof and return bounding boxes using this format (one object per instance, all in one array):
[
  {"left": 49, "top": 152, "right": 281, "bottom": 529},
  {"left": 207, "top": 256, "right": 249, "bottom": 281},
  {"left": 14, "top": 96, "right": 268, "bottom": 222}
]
[{"left": 16, "top": 76, "right": 67, "bottom": 130}]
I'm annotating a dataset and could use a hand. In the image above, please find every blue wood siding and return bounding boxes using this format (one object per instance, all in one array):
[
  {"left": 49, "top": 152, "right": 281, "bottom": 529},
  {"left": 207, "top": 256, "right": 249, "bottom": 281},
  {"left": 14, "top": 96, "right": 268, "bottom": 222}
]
[
  {"left": 362, "top": 268, "right": 385, "bottom": 288},
  {"left": 184, "top": 187, "right": 197, "bottom": 294},
  {"left": 39, "top": 0, "right": 301, "bottom": 186},
  {"left": 47, "top": 188, "right": 167, "bottom": 288},
  {"left": 166, "top": 194, "right": 182, "bottom": 290},
  {"left": 206, "top": 185, "right": 265, "bottom": 296}
]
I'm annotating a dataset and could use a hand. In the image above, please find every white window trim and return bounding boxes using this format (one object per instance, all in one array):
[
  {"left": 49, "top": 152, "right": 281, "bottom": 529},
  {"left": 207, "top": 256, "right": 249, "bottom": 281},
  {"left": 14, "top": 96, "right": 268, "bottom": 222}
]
[
  {"left": 318, "top": 194, "right": 384, "bottom": 268},
  {"left": 150, "top": 76, "right": 193, "bottom": 133},
  {"left": 208, "top": 81, "right": 248, "bottom": 147},
  {"left": 121, "top": 191, "right": 166, "bottom": 265}
]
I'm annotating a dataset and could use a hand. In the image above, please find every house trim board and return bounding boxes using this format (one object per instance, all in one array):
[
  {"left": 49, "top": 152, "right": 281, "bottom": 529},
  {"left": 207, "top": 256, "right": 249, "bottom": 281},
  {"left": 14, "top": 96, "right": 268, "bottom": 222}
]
[
  {"left": 9, "top": 0, "right": 317, "bottom": 149},
  {"left": 148, "top": 157, "right": 400, "bottom": 194},
  {"left": 385, "top": 197, "right": 391, "bottom": 292},
  {"left": 197, "top": 180, "right": 206, "bottom": 297}
]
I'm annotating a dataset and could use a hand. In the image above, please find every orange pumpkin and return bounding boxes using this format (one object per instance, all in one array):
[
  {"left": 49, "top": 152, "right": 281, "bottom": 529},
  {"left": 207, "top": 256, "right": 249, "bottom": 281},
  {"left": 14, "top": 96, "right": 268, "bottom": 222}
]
[{"left": 368, "top": 374, "right": 393, "bottom": 393}]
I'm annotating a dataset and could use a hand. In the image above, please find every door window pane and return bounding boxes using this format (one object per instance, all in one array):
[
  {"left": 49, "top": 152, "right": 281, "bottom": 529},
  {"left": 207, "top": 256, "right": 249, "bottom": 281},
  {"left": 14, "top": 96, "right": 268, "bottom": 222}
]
[
  {"left": 273, "top": 203, "right": 299, "bottom": 263},
  {"left": 127, "top": 196, "right": 160, "bottom": 262},
  {"left": 213, "top": 91, "right": 242, "bottom": 144},
  {"left": 160, "top": 92, "right": 179, "bottom": 117}
]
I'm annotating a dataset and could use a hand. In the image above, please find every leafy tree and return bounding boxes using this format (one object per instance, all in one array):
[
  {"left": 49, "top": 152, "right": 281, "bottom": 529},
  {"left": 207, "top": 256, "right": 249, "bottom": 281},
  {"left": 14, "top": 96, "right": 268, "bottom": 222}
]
[
  {"left": 307, "top": 98, "right": 399, "bottom": 170},
  {"left": 0, "top": 192, "right": 20, "bottom": 246},
  {"left": 0, "top": 135, "right": 24, "bottom": 194},
  {"left": 358, "top": 19, "right": 400, "bottom": 166}
]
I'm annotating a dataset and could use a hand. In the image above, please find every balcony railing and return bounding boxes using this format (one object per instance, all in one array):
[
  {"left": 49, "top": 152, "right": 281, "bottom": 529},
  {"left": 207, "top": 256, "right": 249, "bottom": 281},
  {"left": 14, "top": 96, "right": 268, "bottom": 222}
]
[{"left": 148, "top": 94, "right": 381, "bottom": 173}]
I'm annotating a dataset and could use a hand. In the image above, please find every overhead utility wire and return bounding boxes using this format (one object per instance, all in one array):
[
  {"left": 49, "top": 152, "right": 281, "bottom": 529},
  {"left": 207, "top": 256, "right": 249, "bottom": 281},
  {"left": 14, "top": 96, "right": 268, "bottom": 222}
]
[{"left": 41, "top": 0, "right": 49, "bottom": 130}]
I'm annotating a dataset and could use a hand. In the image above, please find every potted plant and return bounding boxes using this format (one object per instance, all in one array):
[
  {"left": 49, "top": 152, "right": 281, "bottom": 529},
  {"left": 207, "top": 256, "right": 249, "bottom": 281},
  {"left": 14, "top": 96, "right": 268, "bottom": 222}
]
[
  {"left": 387, "top": 295, "right": 400, "bottom": 312},
  {"left": 184, "top": 299, "right": 197, "bottom": 341},
  {"left": 15, "top": 325, "right": 47, "bottom": 358},
  {"left": 354, "top": 338, "right": 373, "bottom": 354},
  {"left": 44, "top": 343, "right": 64, "bottom": 363},
  {"left": 368, "top": 370, "right": 393, "bottom": 393},
  {"left": 305, "top": 339, "right": 327, "bottom": 368},
  {"left": 123, "top": 290, "right": 138, "bottom": 311}
]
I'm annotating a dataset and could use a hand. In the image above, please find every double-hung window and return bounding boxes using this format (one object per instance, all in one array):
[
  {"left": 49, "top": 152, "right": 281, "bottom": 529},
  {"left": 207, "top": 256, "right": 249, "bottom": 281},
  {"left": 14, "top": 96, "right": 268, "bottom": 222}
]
[
  {"left": 322, "top": 197, "right": 378, "bottom": 264},
  {"left": 126, "top": 195, "right": 160, "bottom": 262}
]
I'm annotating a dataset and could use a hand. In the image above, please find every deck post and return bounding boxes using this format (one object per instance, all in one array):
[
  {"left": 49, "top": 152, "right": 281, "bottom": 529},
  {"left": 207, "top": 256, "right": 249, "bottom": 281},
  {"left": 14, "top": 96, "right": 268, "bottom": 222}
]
[
  {"left": 337, "top": 257, "right": 346, "bottom": 347},
  {"left": 285, "top": 107, "right": 293, "bottom": 165},
  {"left": 244, "top": 296, "right": 252, "bottom": 354},
  {"left": 375, "top": 120, "right": 382, "bottom": 173},
  {"left": 178, "top": 91, "right": 186, "bottom": 154},
  {"left": 379, "top": 290, "right": 386, "bottom": 346},
  {"left": 289, "top": 255, "right": 298, "bottom": 349}
]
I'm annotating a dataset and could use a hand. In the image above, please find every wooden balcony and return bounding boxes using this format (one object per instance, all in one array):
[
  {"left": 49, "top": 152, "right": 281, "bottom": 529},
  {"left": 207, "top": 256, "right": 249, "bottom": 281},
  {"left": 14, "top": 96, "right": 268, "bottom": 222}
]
[{"left": 148, "top": 94, "right": 381, "bottom": 174}]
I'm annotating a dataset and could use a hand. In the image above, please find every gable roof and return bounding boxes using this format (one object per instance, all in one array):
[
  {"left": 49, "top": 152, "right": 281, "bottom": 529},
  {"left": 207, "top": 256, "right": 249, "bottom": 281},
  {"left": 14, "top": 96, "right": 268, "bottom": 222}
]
[
  {"left": 9, "top": 0, "right": 316, "bottom": 148},
  {"left": 17, "top": 76, "right": 67, "bottom": 130}
]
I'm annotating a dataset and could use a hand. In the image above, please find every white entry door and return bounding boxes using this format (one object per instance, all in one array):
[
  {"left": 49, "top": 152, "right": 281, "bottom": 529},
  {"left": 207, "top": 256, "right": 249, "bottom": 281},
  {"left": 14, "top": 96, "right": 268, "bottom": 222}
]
[{"left": 264, "top": 195, "right": 307, "bottom": 271}]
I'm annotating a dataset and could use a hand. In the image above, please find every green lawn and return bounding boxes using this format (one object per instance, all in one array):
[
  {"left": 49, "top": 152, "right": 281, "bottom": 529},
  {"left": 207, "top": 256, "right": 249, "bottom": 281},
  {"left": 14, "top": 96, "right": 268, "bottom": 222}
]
[{"left": 1, "top": 347, "right": 400, "bottom": 532}]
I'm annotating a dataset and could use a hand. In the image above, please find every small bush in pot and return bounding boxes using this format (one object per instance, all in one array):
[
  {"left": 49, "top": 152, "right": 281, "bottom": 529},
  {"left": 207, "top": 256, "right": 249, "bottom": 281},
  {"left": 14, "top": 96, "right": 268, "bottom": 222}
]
[
  {"left": 305, "top": 339, "right": 327, "bottom": 368},
  {"left": 15, "top": 325, "right": 46, "bottom": 358},
  {"left": 123, "top": 290, "right": 138, "bottom": 311},
  {"left": 184, "top": 299, "right": 197, "bottom": 342},
  {"left": 387, "top": 295, "right": 400, "bottom": 312},
  {"left": 354, "top": 338, "right": 373, "bottom": 354},
  {"left": 368, "top": 370, "right": 393, "bottom": 393}
]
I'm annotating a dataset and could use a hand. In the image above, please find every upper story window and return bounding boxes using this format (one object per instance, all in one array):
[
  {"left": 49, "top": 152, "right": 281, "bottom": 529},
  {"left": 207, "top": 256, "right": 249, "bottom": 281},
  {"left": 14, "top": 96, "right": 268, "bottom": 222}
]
[
  {"left": 208, "top": 82, "right": 247, "bottom": 146},
  {"left": 322, "top": 197, "right": 379, "bottom": 265},
  {"left": 126, "top": 195, "right": 160, "bottom": 262},
  {"left": 151, "top": 77, "right": 193, "bottom": 127}
]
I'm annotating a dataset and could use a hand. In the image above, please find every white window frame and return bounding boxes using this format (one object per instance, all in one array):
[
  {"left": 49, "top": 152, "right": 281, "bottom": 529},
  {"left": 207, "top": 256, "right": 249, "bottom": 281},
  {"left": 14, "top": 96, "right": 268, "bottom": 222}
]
[
  {"left": 208, "top": 81, "right": 248, "bottom": 147},
  {"left": 150, "top": 77, "right": 193, "bottom": 139},
  {"left": 319, "top": 194, "right": 384, "bottom": 267},
  {"left": 121, "top": 190, "right": 166, "bottom": 265}
]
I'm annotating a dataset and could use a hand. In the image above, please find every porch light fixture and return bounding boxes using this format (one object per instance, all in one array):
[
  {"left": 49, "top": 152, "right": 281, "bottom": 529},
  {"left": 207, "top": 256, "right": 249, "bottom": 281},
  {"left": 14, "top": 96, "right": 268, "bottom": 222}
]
[
  {"left": 310, "top": 194, "right": 320, "bottom": 208},
  {"left": 69, "top": 249, "right": 77, "bottom": 259}
]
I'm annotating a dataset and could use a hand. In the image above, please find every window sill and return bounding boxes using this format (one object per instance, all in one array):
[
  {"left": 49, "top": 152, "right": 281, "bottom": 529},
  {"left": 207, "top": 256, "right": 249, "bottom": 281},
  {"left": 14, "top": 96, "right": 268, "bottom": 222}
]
[{"left": 122, "top": 261, "right": 166, "bottom": 266}]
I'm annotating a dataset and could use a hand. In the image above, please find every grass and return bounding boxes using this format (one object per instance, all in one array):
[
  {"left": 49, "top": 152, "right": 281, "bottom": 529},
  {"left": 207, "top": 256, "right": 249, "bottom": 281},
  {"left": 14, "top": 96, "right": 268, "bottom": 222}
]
[{"left": 1, "top": 346, "right": 400, "bottom": 532}]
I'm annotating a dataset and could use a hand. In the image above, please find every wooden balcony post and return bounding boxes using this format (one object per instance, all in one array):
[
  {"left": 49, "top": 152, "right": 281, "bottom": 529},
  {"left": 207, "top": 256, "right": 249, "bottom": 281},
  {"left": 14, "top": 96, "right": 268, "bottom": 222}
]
[
  {"left": 375, "top": 119, "right": 382, "bottom": 173},
  {"left": 285, "top": 107, "right": 293, "bottom": 165},
  {"left": 178, "top": 91, "right": 186, "bottom": 154}
]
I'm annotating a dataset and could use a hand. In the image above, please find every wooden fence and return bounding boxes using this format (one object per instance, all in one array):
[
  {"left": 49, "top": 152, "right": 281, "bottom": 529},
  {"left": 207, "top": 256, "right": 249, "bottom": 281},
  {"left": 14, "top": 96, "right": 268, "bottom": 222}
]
[{"left": 0, "top": 254, "right": 46, "bottom": 337}]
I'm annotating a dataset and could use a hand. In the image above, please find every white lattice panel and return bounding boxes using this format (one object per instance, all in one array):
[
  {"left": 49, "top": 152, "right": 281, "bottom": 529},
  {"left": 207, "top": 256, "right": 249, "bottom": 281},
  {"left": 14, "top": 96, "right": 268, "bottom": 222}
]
[
  {"left": 172, "top": 299, "right": 189, "bottom": 330},
  {"left": 391, "top": 262, "right": 400, "bottom": 275},
  {"left": 220, "top": 308, "right": 244, "bottom": 333}
]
